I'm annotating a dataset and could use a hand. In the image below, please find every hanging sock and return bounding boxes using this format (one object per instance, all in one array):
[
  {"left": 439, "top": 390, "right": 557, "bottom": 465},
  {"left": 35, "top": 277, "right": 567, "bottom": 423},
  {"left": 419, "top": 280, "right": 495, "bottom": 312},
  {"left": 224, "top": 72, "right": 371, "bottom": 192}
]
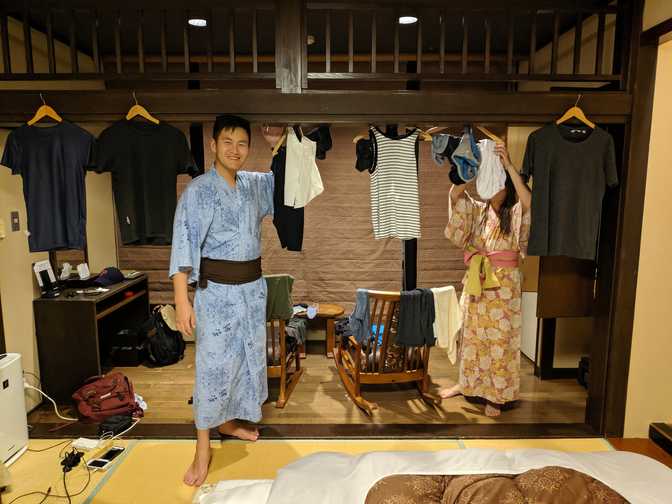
[
  {"left": 451, "top": 126, "right": 481, "bottom": 183},
  {"left": 476, "top": 139, "right": 506, "bottom": 200}
]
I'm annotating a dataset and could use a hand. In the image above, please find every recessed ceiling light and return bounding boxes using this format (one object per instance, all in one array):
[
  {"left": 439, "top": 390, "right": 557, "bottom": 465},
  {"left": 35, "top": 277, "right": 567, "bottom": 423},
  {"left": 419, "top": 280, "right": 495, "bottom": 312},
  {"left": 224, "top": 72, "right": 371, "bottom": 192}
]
[
  {"left": 188, "top": 18, "right": 207, "bottom": 28},
  {"left": 399, "top": 16, "right": 418, "bottom": 25}
]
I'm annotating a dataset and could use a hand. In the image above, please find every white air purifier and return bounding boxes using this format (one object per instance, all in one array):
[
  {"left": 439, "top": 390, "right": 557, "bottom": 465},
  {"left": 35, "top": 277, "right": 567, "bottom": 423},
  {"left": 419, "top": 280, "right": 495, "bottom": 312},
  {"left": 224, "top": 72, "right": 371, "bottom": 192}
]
[{"left": 0, "top": 353, "right": 29, "bottom": 465}]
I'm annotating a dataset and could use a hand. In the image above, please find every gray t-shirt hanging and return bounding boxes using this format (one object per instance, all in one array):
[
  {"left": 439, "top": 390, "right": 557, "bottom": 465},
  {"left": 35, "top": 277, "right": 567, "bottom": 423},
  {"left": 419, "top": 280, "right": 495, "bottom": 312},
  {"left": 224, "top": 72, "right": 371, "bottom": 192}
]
[
  {"left": 522, "top": 123, "right": 618, "bottom": 261},
  {"left": 93, "top": 121, "right": 199, "bottom": 245}
]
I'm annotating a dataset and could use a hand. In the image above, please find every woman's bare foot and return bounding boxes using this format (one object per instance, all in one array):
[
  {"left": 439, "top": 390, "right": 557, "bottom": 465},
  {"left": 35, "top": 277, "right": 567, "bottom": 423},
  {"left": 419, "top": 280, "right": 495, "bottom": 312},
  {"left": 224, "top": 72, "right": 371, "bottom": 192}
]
[
  {"left": 183, "top": 433, "right": 212, "bottom": 486},
  {"left": 485, "top": 404, "right": 501, "bottom": 417},
  {"left": 218, "top": 420, "right": 260, "bottom": 441},
  {"left": 439, "top": 384, "right": 462, "bottom": 399}
]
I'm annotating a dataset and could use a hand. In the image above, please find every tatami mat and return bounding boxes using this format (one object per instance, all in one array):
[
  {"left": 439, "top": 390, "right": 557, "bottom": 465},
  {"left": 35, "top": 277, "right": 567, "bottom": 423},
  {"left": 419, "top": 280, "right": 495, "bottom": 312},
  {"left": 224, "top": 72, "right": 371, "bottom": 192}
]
[
  {"left": 2, "top": 439, "right": 129, "bottom": 504},
  {"left": 3, "top": 437, "right": 612, "bottom": 504},
  {"left": 462, "top": 438, "right": 613, "bottom": 452}
]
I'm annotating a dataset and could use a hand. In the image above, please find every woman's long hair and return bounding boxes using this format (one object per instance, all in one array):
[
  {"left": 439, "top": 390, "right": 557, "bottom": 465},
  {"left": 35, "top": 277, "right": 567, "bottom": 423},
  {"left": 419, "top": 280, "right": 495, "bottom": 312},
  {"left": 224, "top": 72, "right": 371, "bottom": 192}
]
[
  {"left": 481, "top": 172, "right": 518, "bottom": 235},
  {"left": 497, "top": 173, "right": 518, "bottom": 235}
]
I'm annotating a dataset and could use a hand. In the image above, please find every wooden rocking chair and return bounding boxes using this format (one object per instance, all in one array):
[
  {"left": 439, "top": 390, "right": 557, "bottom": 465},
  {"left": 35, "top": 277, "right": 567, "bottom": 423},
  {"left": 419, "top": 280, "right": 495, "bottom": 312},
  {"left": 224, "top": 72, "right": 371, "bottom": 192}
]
[
  {"left": 333, "top": 290, "right": 441, "bottom": 416},
  {"left": 267, "top": 318, "right": 304, "bottom": 408}
]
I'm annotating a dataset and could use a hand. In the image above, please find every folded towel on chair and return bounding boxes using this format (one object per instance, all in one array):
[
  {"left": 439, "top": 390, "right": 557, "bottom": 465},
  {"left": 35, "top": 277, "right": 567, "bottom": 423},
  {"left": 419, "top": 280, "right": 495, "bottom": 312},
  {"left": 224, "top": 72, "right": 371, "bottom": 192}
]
[{"left": 265, "top": 274, "right": 294, "bottom": 321}]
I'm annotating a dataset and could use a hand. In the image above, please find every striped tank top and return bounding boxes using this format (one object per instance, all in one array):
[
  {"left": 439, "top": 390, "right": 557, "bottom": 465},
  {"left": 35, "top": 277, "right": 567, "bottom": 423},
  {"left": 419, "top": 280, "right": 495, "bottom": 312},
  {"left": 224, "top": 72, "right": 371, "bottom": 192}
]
[{"left": 370, "top": 127, "right": 421, "bottom": 240}]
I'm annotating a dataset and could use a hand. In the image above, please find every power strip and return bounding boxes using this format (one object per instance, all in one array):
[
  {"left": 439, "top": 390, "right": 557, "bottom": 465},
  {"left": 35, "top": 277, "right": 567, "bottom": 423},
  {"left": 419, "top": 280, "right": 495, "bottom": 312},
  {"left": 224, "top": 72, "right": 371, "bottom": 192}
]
[{"left": 72, "top": 438, "right": 101, "bottom": 451}]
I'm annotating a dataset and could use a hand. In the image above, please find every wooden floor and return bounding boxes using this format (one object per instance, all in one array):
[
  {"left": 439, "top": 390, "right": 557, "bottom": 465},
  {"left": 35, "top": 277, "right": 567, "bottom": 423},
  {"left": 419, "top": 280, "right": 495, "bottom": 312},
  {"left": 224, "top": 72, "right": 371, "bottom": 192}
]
[{"left": 29, "top": 344, "right": 587, "bottom": 425}]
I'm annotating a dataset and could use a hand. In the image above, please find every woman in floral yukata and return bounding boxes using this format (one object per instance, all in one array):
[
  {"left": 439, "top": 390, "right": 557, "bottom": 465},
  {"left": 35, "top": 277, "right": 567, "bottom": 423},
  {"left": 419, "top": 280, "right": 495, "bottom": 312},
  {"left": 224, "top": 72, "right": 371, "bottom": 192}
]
[
  {"left": 170, "top": 115, "right": 276, "bottom": 486},
  {"left": 440, "top": 143, "right": 532, "bottom": 417}
]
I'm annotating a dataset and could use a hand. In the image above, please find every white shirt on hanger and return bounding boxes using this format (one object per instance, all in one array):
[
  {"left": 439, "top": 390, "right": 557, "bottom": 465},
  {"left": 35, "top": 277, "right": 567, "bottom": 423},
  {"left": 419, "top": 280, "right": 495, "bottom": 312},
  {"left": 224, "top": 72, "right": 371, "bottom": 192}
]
[{"left": 284, "top": 127, "right": 324, "bottom": 208}]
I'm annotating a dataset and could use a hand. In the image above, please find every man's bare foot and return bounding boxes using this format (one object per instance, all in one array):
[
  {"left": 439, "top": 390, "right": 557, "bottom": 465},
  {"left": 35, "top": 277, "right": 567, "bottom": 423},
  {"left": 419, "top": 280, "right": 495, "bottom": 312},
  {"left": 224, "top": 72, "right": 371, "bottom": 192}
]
[
  {"left": 183, "top": 442, "right": 211, "bottom": 486},
  {"left": 217, "top": 420, "right": 260, "bottom": 441},
  {"left": 439, "top": 384, "right": 462, "bottom": 399},
  {"left": 485, "top": 404, "right": 501, "bottom": 417}
]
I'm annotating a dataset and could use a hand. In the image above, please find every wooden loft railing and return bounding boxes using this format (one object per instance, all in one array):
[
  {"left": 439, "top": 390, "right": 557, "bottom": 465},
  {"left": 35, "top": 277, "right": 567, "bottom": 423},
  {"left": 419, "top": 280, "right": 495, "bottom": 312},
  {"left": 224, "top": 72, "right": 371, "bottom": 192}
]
[
  {"left": 0, "top": 0, "right": 638, "bottom": 93},
  {"left": 305, "top": 2, "right": 628, "bottom": 87},
  {"left": 0, "top": 2, "right": 276, "bottom": 82}
]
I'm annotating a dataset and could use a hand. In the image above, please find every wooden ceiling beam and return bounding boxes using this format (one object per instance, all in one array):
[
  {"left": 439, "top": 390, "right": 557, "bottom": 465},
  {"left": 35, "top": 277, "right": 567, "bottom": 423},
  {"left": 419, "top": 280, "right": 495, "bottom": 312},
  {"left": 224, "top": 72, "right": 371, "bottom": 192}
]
[{"left": 0, "top": 89, "right": 631, "bottom": 124}]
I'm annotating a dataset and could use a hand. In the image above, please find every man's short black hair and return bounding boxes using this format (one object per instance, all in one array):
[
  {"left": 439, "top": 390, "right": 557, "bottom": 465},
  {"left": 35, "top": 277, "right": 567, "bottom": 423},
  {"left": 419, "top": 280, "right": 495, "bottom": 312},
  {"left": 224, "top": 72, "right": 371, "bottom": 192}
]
[{"left": 213, "top": 114, "right": 251, "bottom": 144}]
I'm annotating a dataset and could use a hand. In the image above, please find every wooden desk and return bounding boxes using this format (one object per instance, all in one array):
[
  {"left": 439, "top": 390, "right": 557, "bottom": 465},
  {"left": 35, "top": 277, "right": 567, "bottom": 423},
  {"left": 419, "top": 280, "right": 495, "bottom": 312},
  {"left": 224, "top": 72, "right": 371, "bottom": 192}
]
[
  {"left": 296, "top": 303, "right": 345, "bottom": 358},
  {"left": 33, "top": 275, "right": 150, "bottom": 402}
]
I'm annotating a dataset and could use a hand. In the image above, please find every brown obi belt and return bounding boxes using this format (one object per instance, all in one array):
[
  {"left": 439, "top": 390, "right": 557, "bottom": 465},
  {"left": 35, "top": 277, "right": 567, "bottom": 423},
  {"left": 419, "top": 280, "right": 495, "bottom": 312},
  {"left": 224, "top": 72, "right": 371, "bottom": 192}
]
[{"left": 198, "top": 257, "right": 262, "bottom": 288}]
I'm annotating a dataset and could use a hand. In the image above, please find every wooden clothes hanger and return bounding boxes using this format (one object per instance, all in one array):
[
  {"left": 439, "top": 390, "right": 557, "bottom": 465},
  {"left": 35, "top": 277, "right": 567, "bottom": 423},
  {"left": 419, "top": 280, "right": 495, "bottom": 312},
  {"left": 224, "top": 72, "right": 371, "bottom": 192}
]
[
  {"left": 352, "top": 126, "right": 372, "bottom": 143},
  {"left": 556, "top": 94, "right": 595, "bottom": 129},
  {"left": 126, "top": 91, "right": 160, "bottom": 124},
  {"left": 423, "top": 125, "right": 504, "bottom": 143},
  {"left": 272, "top": 127, "right": 288, "bottom": 156},
  {"left": 475, "top": 125, "right": 504, "bottom": 143},
  {"left": 425, "top": 126, "right": 448, "bottom": 135},
  {"left": 416, "top": 129, "right": 432, "bottom": 141},
  {"left": 27, "top": 93, "right": 63, "bottom": 125},
  {"left": 353, "top": 125, "right": 431, "bottom": 143}
]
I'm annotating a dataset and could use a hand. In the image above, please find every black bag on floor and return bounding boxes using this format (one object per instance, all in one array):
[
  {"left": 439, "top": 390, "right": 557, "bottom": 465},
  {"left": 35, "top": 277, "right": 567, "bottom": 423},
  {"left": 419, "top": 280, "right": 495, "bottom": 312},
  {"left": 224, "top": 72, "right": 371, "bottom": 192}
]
[{"left": 142, "top": 305, "right": 185, "bottom": 367}]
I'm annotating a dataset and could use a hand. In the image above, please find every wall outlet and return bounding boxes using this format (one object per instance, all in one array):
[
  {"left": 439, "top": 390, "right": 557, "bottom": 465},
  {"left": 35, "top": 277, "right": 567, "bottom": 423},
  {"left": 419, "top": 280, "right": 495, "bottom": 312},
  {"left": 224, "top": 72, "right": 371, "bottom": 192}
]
[{"left": 10, "top": 211, "right": 19, "bottom": 232}]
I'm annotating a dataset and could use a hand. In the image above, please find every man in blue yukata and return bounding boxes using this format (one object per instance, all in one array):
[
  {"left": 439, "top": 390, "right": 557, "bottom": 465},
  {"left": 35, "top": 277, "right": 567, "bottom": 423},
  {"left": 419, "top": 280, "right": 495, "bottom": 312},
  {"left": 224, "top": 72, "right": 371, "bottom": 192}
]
[{"left": 169, "top": 115, "right": 275, "bottom": 486}]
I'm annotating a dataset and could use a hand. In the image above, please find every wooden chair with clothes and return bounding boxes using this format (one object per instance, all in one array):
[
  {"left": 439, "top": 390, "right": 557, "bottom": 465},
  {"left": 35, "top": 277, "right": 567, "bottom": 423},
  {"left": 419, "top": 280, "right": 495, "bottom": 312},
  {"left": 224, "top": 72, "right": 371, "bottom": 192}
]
[
  {"left": 333, "top": 290, "right": 440, "bottom": 416},
  {"left": 265, "top": 274, "right": 304, "bottom": 408}
]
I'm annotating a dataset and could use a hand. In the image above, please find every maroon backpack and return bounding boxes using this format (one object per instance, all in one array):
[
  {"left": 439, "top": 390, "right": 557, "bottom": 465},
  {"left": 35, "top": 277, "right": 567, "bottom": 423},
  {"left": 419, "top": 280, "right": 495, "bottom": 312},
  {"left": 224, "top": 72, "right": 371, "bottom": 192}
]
[{"left": 72, "top": 372, "right": 143, "bottom": 422}]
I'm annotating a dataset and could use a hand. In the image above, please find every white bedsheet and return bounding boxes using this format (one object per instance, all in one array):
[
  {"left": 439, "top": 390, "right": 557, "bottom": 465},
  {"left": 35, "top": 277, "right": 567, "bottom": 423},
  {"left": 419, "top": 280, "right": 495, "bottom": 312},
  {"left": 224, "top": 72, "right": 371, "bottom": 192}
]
[
  {"left": 194, "top": 479, "right": 273, "bottom": 504},
  {"left": 193, "top": 448, "right": 672, "bottom": 504}
]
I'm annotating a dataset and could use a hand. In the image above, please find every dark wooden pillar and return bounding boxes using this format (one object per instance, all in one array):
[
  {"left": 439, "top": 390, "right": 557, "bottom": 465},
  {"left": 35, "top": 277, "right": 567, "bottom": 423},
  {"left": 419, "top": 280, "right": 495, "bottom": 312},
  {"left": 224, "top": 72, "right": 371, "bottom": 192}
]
[
  {"left": 589, "top": 0, "right": 652, "bottom": 436},
  {"left": 187, "top": 62, "right": 204, "bottom": 172},
  {"left": 275, "top": 0, "right": 304, "bottom": 93}
]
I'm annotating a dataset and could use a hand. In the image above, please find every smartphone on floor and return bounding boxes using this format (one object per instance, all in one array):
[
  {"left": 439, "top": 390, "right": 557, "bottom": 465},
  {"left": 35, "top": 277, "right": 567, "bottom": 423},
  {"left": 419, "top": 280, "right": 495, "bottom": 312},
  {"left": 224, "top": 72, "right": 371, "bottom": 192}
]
[{"left": 86, "top": 446, "right": 125, "bottom": 471}]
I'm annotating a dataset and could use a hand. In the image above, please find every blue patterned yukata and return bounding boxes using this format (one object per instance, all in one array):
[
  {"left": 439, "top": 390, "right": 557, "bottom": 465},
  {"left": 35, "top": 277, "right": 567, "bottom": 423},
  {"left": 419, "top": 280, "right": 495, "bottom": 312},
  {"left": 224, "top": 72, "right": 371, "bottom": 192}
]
[{"left": 169, "top": 167, "right": 274, "bottom": 430}]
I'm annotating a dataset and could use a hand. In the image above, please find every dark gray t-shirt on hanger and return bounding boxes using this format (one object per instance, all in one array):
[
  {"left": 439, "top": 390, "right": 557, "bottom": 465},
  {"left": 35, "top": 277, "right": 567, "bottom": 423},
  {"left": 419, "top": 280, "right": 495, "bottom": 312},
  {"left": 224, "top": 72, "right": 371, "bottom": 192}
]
[
  {"left": 1, "top": 121, "right": 95, "bottom": 252},
  {"left": 522, "top": 123, "right": 618, "bottom": 261}
]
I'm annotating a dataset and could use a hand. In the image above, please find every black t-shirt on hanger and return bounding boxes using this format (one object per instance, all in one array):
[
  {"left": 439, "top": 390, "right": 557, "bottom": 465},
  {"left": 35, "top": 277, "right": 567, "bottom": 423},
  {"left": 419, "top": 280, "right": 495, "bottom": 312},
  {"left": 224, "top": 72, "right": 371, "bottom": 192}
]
[
  {"left": 1, "top": 121, "right": 95, "bottom": 252},
  {"left": 522, "top": 122, "right": 618, "bottom": 261},
  {"left": 94, "top": 120, "right": 200, "bottom": 245}
]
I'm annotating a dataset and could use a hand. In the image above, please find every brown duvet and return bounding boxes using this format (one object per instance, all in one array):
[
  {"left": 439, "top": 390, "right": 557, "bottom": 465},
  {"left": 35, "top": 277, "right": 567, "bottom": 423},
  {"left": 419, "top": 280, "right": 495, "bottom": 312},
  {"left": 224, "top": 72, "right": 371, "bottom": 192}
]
[{"left": 365, "top": 466, "right": 629, "bottom": 503}]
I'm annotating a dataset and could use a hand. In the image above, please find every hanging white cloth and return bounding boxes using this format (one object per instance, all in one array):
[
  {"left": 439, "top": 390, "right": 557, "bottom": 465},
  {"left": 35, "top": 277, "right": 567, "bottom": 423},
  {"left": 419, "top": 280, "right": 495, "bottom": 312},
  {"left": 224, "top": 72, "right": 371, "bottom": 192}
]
[
  {"left": 284, "top": 127, "right": 324, "bottom": 208},
  {"left": 476, "top": 139, "right": 506, "bottom": 200},
  {"left": 430, "top": 285, "right": 462, "bottom": 365}
]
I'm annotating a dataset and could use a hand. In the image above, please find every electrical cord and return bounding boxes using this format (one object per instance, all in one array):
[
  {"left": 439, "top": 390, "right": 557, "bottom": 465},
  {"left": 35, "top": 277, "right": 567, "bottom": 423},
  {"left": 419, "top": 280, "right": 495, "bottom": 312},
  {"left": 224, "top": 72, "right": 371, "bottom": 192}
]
[
  {"left": 27, "top": 439, "right": 72, "bottom": 453},
  {"left": 60, "top": 449, "right": 83, "bottom": 472},
  {"left": 7, "top": 450, "right": 92, "bottom": 504},
  {"left": 7, "top": 490, "right": 51, "bottom": 504},
  {"left": 37, "top": 489, "right": 52, "bottom": 504},
  {"left": 63, "top": 472, "right": 71, "bottom": 504},
  {"left": 59, "top": 451, "right": 91, "bottom": 501},
  {"left": 110, "top": 418, "right": 141, "bottom": 441},
  {"left": 8, "top": 404, "right": 137, "bottom": 503},
  {"left": 26, "top": 417, "right": 138, "bottom": 458},
  {"left": 23, "top": 383, "right": 78, "bottom": 422},
  {"left": 22, "top": 370, "right": 41, "bottom": 385}
]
